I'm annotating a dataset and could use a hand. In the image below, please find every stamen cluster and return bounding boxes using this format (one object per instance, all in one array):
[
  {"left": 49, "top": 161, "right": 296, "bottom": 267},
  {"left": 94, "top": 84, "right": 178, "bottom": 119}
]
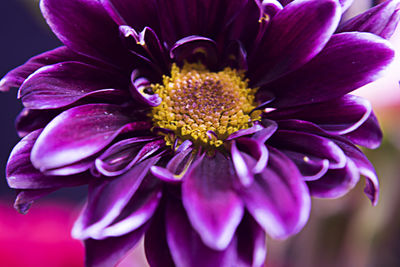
[{"left": 151, "top": 63, "right": 260, "bottom": 148}]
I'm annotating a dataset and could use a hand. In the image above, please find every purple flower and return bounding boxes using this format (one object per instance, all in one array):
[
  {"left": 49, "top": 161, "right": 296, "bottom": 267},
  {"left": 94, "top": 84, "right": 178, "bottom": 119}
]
[{"left": 2, "top": 0, "right": 399, "bottom": 266}]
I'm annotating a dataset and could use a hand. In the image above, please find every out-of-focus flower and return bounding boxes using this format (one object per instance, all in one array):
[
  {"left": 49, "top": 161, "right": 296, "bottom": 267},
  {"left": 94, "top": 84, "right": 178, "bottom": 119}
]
[
  {"left": 1, "top": 0, "right": 399, "bottom": 266},
  {"left": 0, "top": 202, "right": 84, "bottom": 267}
]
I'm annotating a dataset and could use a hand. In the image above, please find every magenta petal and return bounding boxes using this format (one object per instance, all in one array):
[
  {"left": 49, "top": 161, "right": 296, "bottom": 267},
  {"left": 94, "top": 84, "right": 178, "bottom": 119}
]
[
  {"left": 333, "top": 137, "right": 379, "bottom": 205},
  {"left": 0, "top": 46, "right": 82, "bottom": 92},
  {"left": 100, "top": 0, "right": 158, "bottom": 32},
  {"left": 144, "top": 206, "right": 175, "bottom": 267},
  {"left": 182, "top": 152, "right": 244, "bottom": 250},
  {"left": 268, "top": 95, "right": 373, "bottom": 135},
  {"left": 344, "top": 111, "right": 382, "bottom": 149},
  {"left": 15, "top": 108, "right": 60, "bottom": 138},
  {"left": 6, "top": 130, "right": 90, "bottom": 189},
  {"left": 40, "top": 0, "right": 132, "bottom": 67},
  {"left": 250, "top": 0, "right": 340, "bottom": 86},
  {"left": 130, "top": 70, "right": 162, "bottom": 107},
  {"left": 72, "top": 157, "right": 158, "bottom": 240},
  {"left": 338, "top": 0, "right": 400, "bottom": 39},
  {"left": 19, "top": 61, "right": 127, "bottom": 109},
  {"left": 307, "top": 159, "right": 360, "bottom": 199},
  {"left": 240, "top": 147, "right": 311, "bottom": 239},
  {"left": 236, "top": 215, "right": 267, "bottom": 267},
  {"left": 166, "top": 199, "right": 238, "bottom": 267},
  {"left": 85, "top": 223, "right": 148, "bottom": 267},
  {"left": 265, "top": 32, "right": 395, "bottom": 108},
  {"left": 31, "top": 104, "right": 150, "bottom": 171},
  {"left": 170, "top": 35, "right": 218, "bottom": 68},
  {"left": 14, "top": 188, "right": 57, "bottom": 214},
  {"left": 97, "top": 179, "right": 162, "bottom": 238},
  {"left": 95, "top": 137, "right": 163, "bottom": 177},
  {"left": 270, "top": 130, "right": 346, "bottom": 169}
]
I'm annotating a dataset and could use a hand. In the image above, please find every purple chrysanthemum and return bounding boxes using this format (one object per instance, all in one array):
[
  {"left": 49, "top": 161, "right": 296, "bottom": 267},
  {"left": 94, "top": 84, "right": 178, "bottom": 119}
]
[{"left": 1, "top": 0, "right": 399, "bottom": 266}]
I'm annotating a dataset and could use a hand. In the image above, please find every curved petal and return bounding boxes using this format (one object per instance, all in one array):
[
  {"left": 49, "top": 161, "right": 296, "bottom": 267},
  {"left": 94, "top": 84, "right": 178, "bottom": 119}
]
[
  {"left": 236, "top": 214, "right": 267, "bottom": 267},
  {"left": 265, "top": 32, "right": 395, "bottom": 108},
  {"left": 166, "top": 199, "right": 238, "bottom": 267},
  {"left": 95, "top": 137, "right": 164, "bottom": 176},
  {"left": 151, "top": 142, "right": 194, "bottom": 183},
  {"left": 144, "top": 205, "right": 175, "bottom": 267},
  {"left": 0, "top": 46, "right": 83, "bottom": 92},
  {"left": 333, "top": 137, "right": 379, "bottom": 205},
  {"left": 15, "top": 108, "right": 60, "bottom": 138},
  {"left": 239, "top": 147, "right": 311, "bottom": 239},
  {"left": 270, "top": 130, "right": 346, "bottom": 169},
  {"left": 100, "top": 0, "right": 159, "bottom": 31},
  {"left": 72, "top": 156, "right": 159, "bottom": 240},
  {"left": 344, "top": 111, "right": 382, "bottom": 149},
  {"left": 31, "top": 104, "right": 151, "bottom": 170},
  {"left": 250, "top": 0, "right": 341, "bottom": 86},
  {"left": 6, "top": 130, "right": 90, "bottom": 189},
  {"left": 40, "top": 0, "right": 133, "bottom": 67},
  {"left": 307, "top": 159, "right": 360, "bottom": 199},
  {"left": 182, "top": 152, "right": 244, "bottom": 250},
  {"left": 338, "top": 0, "right": 400, "bottom": 39},
  {"left": 130, "top": 70, "right": 162, "bottom": 107},
  {"left": 267, "top": 95, "right": 373, "bottom": 135},
  {"left": 95, "top": 177, "right": 162, "bottom": 238},
  {"left": 13, "top": 188, "right": 58, "bottom": 214},
  {"left": 170, "top": 36, "right": 218, "bottom": 69},
  {"left": 84, "top": 223, "right": 148, "bottom": 267},
  {"left": 18, "top": 61, "right": 127, "bottom": 109}
]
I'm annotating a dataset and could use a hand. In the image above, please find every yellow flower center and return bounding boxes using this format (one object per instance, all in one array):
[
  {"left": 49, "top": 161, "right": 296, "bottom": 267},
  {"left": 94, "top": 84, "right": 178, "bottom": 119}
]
[{"left": 150, "top": 63, "right": 261, "bottom": 148}]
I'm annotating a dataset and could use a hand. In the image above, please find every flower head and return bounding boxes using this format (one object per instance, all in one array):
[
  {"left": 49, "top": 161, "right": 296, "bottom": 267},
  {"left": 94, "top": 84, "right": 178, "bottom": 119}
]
[{"left": 2, "top": 0, "right": 399, "bottom": 266}]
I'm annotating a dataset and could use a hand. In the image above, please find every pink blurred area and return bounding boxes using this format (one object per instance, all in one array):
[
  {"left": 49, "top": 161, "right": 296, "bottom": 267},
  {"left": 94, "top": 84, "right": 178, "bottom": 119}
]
[
  {"left": 0, "top": 201, "right": 84, "bottom": 267},
  {"left": 353, "top": 23, "right": 400, "bottom": 109}
]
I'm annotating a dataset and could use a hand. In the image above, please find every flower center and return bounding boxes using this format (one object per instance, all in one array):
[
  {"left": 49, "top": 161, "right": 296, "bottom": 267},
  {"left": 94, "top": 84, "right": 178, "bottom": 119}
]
[{"left": 150, "top": 63, "right": 261, "bottom": 148}]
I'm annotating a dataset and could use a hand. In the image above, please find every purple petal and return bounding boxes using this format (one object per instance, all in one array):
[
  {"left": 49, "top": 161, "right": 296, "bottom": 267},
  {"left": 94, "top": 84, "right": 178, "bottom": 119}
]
[
  {"left": 144, "top": 205, "right": 175, "bottom": 267},
  {"left": 151, "top": 143, "right": 194, "bottom": 183},
  {"left": 14, "top": 188, "right": 57, "bottom": 214},
  {"left": 100, "top": 0, "right": 158, "bottom": 31},
  {"left": 72, "top": 156, "right": 158, "bottom": 240},
  {"left": 15, "top": 108, "right": 61, "bottom": 138},
  {"left": 40, "top": 0, "right": 133, "bottom": 67},
  {"left": 236, "top": 214, "right": 267, "bottom": 267},
  {"left": 231, "top": 141, "right": 255, "bottom": 187},
  {"left": 344, "top": 111, "right": 382, "bottom": 149},
  {"left": 307, "top": 159, "right": 360, "bottom": 199},
  {"left": 234, "top": 137, "right": 269, "bottom": 174},
  {"left": 170, "top": 36, "right": 218, "bottom": 69},
  {"left": 130, "top": 69, "right": 162, "bottom": 107},
  {"left": 85, "top": 223, "right": 148, "bottom": 267},
  {"left": 267, "top": 95, "right": 373, "bottom": 135},
  {"left": 282, "top": 150, "right": 330, "bottom": 181},
  {"left": 226, "top": 123, "right": 265, "bottom": 141},
  {"left": 265, "top": 32, "right": 395, "bottom": 108},
  {"left": 333, "top": 137, "right": 379, "bottom": 205},
  {"left": 223, "top": 41, "right": 248, "bottom": 70},
  {"left": 338, "top": 0, "right": 400, "bottom": 39},
  {"left": 252, "top": 119, "right": 278, "bottom": 143},
  {"left": 250, "top": 0, "right": 340, "bottom": 86},
  {"left": 31, "top": 104, "right": 150, "bottom": 170},
  {"left": 95, "top": 137, "right": 163, "bottom": 177},
  {"left": 166, "top": 199, "right": 238, "bottom": 267},
  {"left": 0, "top": 46, "right": 83, "bottom": 92},
  {"left": 270, "top": 130, "right": 346, "bottom": 169},
  {"left": 182, "top": 152, "right": 244, "bottom": 250},
  {"left": 18, "top": 61, "right": 127, "bottom": 109},
  {"left": 6, "top": 130, "right": 90, "bottom": 189},
  {"left": 96, "top": 177, "right": 162, "bottom": 238},
  {"left": 239, "top": 147, "right": 311, "bottom": 239}
]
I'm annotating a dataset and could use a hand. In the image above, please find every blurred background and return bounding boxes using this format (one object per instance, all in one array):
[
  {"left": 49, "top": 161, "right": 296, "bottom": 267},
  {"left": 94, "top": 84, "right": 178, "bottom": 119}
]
[{"left": 0, "top": 0, "right": 399, "bottom": 266}]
